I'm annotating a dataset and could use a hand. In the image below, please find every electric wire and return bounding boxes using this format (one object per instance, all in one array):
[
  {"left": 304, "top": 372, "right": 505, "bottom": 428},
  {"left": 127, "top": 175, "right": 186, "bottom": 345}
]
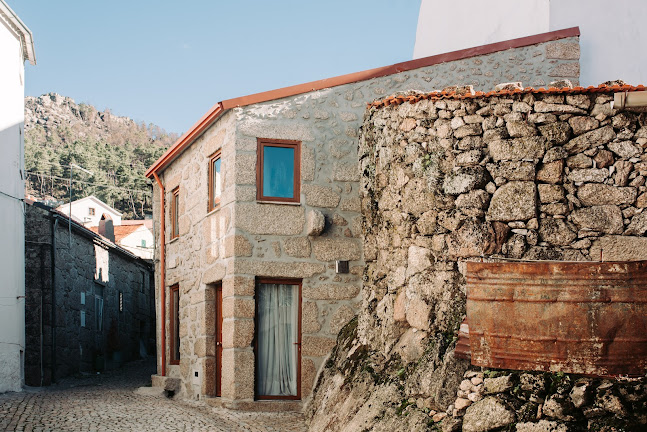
[
  {"left": 0, "top": 189, "right": 24, "bottom": 202},
  {"left": 26, "top": 171, "right": 151, "bottom": 194}
]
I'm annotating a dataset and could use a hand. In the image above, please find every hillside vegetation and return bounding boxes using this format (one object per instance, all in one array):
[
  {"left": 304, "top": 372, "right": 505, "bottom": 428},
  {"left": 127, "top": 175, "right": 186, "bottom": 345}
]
[{"left": 25, "top": 93, "right": 177, "bottom": 219}]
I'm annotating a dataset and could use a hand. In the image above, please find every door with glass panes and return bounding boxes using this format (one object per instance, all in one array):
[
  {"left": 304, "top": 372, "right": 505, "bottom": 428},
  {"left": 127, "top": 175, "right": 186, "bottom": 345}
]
[{"left": 255, "top": 278, "right": 301, "bottom": 399}]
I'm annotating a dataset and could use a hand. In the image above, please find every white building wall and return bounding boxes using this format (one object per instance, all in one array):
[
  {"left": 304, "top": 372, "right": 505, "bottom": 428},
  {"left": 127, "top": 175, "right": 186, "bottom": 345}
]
[
  {"left": 119, "top": 227, "right": 154, "bottom": 260},
  {"left": 413, "top": 0, "right": 647, "bottom": 87},
  {"left": 57, "top": 198, "right": 122, "bottom": 227},
  {"left": 548, "top": 0, "right": 647, "bottom": 87},
  {"left": 0, "top": 14, "right": 26, "bottom": 393},
  {"left": 413, "top": 0, "right": 549, "bottom": 60}
]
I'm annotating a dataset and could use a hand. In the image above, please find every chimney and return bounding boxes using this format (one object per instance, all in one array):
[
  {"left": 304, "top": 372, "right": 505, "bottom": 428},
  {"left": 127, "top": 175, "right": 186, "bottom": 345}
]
[{"left": 98, "top": 213, "right": 115, "bottom": 242}]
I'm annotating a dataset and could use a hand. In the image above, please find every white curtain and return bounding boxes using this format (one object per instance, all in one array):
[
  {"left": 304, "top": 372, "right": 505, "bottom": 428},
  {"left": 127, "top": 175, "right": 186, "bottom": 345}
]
[{"left": 257, "top": 283, "right": 298, "bottom": 396}]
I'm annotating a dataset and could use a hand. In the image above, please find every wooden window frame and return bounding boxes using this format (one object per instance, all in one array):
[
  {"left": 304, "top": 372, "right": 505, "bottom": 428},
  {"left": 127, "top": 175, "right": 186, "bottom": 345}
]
[
  {"left": 88, "top": 207, "right": 95, "bottom": 216},
  {"left": 208, "top": 150, "right": 222, "bottom": 212},
  {"left": 169, "top": 284, "right": 180, "bottom": 365},
  {"left": 170, "top": 187, "right": 179, "bottom": 239},
  {"left": 254, "top": 277, "right": 302, "bottom": 400},
  {"left": 256, "top": 138, "right": 301, "bottom": 203}
]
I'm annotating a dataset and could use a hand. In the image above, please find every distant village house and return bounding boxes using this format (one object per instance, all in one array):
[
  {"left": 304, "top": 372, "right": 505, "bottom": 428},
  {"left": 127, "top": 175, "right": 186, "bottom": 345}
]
[{"left": 57, "top": 196, "right": 154, "bottom": 260}]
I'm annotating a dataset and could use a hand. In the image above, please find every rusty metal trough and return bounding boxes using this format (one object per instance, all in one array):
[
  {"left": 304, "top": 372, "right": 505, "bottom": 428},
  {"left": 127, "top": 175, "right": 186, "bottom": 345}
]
[{"left": 465, "top": 260, "right": 647, "bottom": 377}]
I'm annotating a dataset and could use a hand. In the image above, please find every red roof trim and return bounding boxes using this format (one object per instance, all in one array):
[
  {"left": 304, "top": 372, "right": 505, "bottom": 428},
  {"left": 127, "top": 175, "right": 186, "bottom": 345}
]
[
  {"left": 146, "top": 27, "right": 580, "bottom": 177},
  {"left": 145, "top": 103, "right": 224, "bottom": 177}
]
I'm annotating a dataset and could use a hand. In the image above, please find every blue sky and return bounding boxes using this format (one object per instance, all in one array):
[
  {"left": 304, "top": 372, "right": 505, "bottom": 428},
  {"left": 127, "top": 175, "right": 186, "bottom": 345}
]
[{"left": 12, "top": 1, "right": 421, "bottom": 135}]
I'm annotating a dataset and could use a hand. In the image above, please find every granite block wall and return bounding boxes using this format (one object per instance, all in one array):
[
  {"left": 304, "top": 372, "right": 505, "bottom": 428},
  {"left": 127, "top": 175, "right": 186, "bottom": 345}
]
[{"left": 25, "top": 204, "right": 154, "bottom": 385}]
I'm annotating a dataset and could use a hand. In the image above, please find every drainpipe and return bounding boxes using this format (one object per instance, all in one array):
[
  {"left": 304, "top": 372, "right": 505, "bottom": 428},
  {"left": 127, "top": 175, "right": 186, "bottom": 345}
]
[
  {"left": 50, "top": 216, "right": 58, "bottom": 383},
  {"left": 40, "top": 243, "right": 44, "bottom": 386},
  {"left": 152, "top": 172, "right": 166, "bottom": 377}
]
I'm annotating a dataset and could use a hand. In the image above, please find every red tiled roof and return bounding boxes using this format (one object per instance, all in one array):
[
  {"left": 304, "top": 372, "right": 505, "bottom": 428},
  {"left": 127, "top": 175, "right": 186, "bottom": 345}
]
[
  {"left": 121, "top": 219, "right": 153, "bottom": 229},
  {"left": 145, "top": 27, "right": 581, "bottom": 178},
  {"left": 88, "top": 224, "right": 145, "bottom": 243},
  {"left": 368, "top": 84, "right": 647, "bottom": 109}
]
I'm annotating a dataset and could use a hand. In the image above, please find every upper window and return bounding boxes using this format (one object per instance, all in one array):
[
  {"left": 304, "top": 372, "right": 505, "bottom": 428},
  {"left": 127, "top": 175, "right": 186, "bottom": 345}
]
[
  {"left": 257, "top": 139, "right": 300, "bottom": 203},
  {"left": 88, "top": 207, "right": 96, "bottom": 216},
  {"left": 208, "top": 150, "right": 222, "bottom": 211},
  {"left": 171, "top": 187, "right": 179, "bottom": 239}
]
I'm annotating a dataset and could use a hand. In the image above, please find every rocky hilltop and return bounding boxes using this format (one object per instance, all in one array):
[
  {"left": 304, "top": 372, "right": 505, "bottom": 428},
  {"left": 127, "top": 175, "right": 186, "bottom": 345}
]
[
  {"left": 25, "top": 93, "right": 176, "bottom": 218},
  {"left": 25, "top": 93, "right": 176, "bottom": 147}
]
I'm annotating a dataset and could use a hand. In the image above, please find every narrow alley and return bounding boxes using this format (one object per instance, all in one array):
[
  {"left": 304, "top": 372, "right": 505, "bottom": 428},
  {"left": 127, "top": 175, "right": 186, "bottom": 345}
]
[{"left": 0, "top": 360, "right": 307, "bottom": 432}]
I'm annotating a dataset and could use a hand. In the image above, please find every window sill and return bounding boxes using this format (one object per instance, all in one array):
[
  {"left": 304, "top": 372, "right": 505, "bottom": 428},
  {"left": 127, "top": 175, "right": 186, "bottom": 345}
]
[
  {"left": 257, "top": 200, "right": 301, "bottom": 206},
  {"left": 206, "top": 206, "right": 221, "bottom": 217},
  {"left": 169, "top": 237, "right": 179, "bottom": 244}
]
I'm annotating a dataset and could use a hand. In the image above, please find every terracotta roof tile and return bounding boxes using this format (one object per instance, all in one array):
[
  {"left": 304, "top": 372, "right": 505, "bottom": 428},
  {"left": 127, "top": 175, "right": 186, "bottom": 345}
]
[
  {"left": 88, "top": 224, "right": 145, "bottom": 243},
  {"left": 368, "top": 84, "right": 647, "bottom": 109}
]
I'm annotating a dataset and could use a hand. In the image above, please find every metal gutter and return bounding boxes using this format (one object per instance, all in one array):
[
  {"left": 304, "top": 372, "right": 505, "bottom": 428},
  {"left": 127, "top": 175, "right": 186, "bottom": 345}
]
[
  {"left": 152, "top": 172, "right": 166, "bottom": 377},
  {"left": 50, "top": 217, "right": 57, "bottom": 383}
]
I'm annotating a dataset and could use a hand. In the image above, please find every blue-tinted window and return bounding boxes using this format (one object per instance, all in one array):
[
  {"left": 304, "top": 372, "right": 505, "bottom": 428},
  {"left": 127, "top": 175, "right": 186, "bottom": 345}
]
[
  {"left": 214, "top": 158, "right": 222, "bottom": 199},
  {"left": 209, "top": 152, "right": 222, "bottom": 210},
  {"left": 263, "top": 146, "right": 295, "bottom": 199}
]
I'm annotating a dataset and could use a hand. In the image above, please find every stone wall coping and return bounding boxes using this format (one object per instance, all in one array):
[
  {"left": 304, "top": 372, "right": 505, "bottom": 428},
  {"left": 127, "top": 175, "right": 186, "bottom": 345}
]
[{"left": 370, "top": 83, "right": 646, "bottom": 109}]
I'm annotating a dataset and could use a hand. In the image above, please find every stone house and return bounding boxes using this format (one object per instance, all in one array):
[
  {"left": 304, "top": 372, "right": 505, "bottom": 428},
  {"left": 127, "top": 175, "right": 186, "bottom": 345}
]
[
  {"left": 24, "top": 200, "right": 155, "bottom": 386},
  {"left": 0, "top": 0, "right": 35, "bottom": 393},
  {"left": 145, "top": 27, "right": 581, "bottom": 409}
]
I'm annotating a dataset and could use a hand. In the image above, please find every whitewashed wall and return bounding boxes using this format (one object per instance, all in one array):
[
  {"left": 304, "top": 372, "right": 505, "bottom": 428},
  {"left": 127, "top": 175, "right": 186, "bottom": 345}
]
[
  {"left": 0, "top": 13, "right": 26, "bottom": 393},
  {"left": 119, "top": 226, "right": 154, "bottom": 259},
  {"left": 56, "top": 198, "right": 123, "bottom": 227},
  {"left": 413, "top": 0, "right": 647, "bottom": 87}
]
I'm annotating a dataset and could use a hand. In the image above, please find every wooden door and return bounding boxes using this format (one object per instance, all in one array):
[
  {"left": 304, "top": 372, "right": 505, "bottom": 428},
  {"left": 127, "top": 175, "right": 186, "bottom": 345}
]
[{"left": 215, "top": 283, "right": 222, "bottom": 397}]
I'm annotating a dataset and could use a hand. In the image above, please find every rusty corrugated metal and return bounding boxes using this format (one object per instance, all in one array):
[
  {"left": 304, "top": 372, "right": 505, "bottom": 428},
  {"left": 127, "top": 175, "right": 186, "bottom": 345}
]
[{"left": 466, "top": 260, "right": 647, "bottom": 377}]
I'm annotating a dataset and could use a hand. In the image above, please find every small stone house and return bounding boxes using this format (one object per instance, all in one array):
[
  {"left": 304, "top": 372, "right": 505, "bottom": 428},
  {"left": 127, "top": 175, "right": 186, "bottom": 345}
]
[
  {"left": 145, "top": 27, "right": 581, "bottom": 409},
  {"left": 24, "top": 200, "right": 155, "bottom": 386}
]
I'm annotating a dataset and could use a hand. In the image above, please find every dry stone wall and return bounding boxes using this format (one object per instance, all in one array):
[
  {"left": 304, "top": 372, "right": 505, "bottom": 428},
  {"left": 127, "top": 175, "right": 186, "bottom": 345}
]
[
  {"left": 441, "top": 369, "right": 647, "bottom": 431},
  {"left": 308, "top": 83, "right": 647, "bottom": 431}
]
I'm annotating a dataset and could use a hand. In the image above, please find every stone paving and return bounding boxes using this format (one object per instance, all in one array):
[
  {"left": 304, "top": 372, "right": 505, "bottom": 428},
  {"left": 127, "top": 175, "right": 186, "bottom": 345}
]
[{"left": 0, "top": 359, "right": 308, "bottom": 431}]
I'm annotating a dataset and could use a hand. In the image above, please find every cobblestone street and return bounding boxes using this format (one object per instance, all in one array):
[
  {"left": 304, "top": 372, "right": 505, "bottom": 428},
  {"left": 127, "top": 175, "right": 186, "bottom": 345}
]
[{"left": 0, "top": 360, "right": 308, "bottom": 432}]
